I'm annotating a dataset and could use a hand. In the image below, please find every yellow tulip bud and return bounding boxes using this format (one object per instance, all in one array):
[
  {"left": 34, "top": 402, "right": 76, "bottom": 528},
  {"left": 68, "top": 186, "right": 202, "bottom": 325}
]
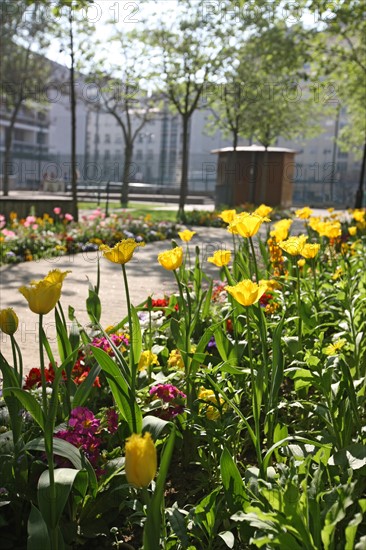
[
  {"left": 125, "top": 432, "right": 157, "bottom": 488},
  {"left": 297, "top": 258, "right": 306, "bottom": 267},
  {"left": 207, "top": 250, "right": 231, "bottom": 267},
  {"left": 100, "top": 239, "right": 145, "bottom": 264},
  {"left": 158, "top": 247, "right": 183, "bottom": 271},
  {"left": 0, "top": 308, "right": 19, "bottom": 335},
  {"left": 19, "top": 269, "right": 70, "bottom": 315},
  {"left": 348, "top": 226, "right": 357, "bottom": 236},
  {"left": 295, "top": 207, "right": 313, "bottom": 219},
  {"left": 178, "top": 229, "right": 196, "bottom": 242},
  {"left": 225, "top": 280, "right": 267, "bottom": 307}
]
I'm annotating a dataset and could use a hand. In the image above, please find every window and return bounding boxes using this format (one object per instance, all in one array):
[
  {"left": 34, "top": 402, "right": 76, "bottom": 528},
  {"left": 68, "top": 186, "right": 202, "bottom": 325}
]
[
  {"left": 104, "top": 150, "right": 110, "bottom": 160},
  {"left": 136, "top": 150, "right": 143, "bottom": 160},
  {"left": 105, "top": 133, "right": 111, "bottom": 144}
]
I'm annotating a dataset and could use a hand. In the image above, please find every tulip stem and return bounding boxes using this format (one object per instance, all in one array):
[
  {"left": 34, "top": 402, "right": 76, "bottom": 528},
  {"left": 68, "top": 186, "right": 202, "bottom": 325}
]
[
  {"left": 249, "top": 237, "right": 260, "bottom": 282},
  {"left": 246, "top": 309, "right": 262, "bottom": 471},
  {"left": 10, "top": 335, "right": 19, "bottom": 384},
  {"left": 39, "top": 314, "right": 48, "bottom": 413},
  {"left": 121, "top": 264, "right": 134, "bottom": 370},
  {"left": 296, "top": 266, "right": 302, "bottom": 350},
  {"left": 12, "top": 337, "right": 23, "bottom": 387}
]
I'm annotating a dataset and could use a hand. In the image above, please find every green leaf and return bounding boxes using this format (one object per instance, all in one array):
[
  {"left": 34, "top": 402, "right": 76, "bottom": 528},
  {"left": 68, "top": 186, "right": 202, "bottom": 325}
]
[
  {"left": 38, "top": 468, "right": 88, "bottom": 529},
  {"left": 0, "top": 354, "right": 23, "bottom": 443},
  {"left": 130, "top": 305, "right": 142, "bottom": 371},
  {"left": 328, "top": 444, "right": 366, "bottom": 470},
  {"left": 142, "top": 415, "right": 173, "bottom": 440},
  {"left": 89, "top": 345, "right": 142, "bottom": 434},
  {"left": 86, "top": 288, "right": 101, "bottom": 323},
  {"left": 27, "top": 504, "right": 51, "bottom": 550},
  {"left": 55, "top": 307, "right": 72, "bottom": 364},
  {"left": 3, "top": 387, "right": 45, "bottom": 430},
  {"left": 220, "top": 448, "right": 247, "bottom": 513},
  {"left": 72, "top": 363, "right": 101, "bottom": 408},
  {"left": 218, "top": 531, "right": 235, "bottom": 548},
  {"left": 24, "top": 437, "right": 97, "bottom": 497}
]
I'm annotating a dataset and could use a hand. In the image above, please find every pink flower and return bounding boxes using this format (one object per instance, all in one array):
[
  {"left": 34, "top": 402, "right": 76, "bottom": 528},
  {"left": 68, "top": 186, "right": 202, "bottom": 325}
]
[
  {"left": 65, "top": 213, "right": 74, "bottom": 221},
  {"left": 32, "top": 224, "right": 38, "bottom": 230},
  {"left": 53, "top": 207, "right": 61, "bottom": 215}
]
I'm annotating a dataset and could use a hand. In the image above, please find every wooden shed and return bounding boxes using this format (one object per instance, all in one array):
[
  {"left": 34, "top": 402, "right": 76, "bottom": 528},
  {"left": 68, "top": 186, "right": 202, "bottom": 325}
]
[{"left": 211, "top": 145, "right": 297, "bottom": 208}]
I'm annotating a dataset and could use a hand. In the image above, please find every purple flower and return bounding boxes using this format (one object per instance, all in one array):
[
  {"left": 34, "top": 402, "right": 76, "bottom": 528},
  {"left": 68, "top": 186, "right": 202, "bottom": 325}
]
[
  {"left": 207, "top": 336, "right": 217, "bottom": 350},
  {"left": 150, "top": 384, "right": 186, "bottom": 403},
  {"left": 106, "top": 408, "right": 119, "bottom": 434}
]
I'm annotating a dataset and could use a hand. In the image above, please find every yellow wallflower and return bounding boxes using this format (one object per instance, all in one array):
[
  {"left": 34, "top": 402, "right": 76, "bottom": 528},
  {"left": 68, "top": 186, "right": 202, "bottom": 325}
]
[
  {"left": 100, "top": 239, "right": 145, "bottom": 264},
  {"left": 198, "top": 387, "right": 228, "bottom": 421},
  {"left": 158, "top": 247, "right": 183, "bottom": 271},
  {"left": 332, "top": 267, "right": 343, "bottom": 280},
  {"left": 278, "top": 235, "right": 308, "bottom": 256},
  {"left": 19, "top": 269, "right": 70, "bottom": 315},
  {"left": 348, "top": 226, "right": 357, "bottom": 236},
  {"left": 167, "top": 349, "right": 184, "bottom": 369},
  {"left": 228, "top": 213, "right": 269, "bottom": 238},
  {"left": 218, "top": 209, "right": 236, "bottom": 224},
  {"left": 178, "top": 229, "right": 196, "bottom": 242},
  {"left": 225, "top": 280, "right": 267, "bottom": 307},
  {"left": 254, "top": 204, "right": 273, "bottom": 218},
  {"left": 207, "top": 249, "right": 231, "bottom": 267},
  {"left": 124, "top": 432, "right": 157, "bottom": 488},
  {"left": 324, "top": 338, "right": 347, "bottom": 356},
  {"left": 300, "top": 243, "right": 320, "bottom": 259},
  {"left": 270, "top": 219, "right": 293, "bottom": 242},
  {"left": 138, "top": 350, "right": 159, "bottom": 371},
  {"left": 295, "top": 207, "right": 313, "bottom": 219},
  {"left": 0, "top": 308, "right": 19, "bottom": 335}
]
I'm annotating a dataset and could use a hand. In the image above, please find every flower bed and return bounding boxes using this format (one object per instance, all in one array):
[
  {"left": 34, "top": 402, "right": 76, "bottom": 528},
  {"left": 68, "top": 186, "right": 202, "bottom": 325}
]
[
  {"left": 0, "top": 205, "right": 365, "bottom": 549},
  {"left": 0, "top": 207, "right": 181, "bottom": 265}
]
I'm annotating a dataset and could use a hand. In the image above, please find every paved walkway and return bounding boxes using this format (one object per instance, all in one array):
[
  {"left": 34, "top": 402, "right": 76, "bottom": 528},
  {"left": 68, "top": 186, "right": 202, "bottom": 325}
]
[{"left": 0, "top": 225, "right": 234, "bottom": 369}]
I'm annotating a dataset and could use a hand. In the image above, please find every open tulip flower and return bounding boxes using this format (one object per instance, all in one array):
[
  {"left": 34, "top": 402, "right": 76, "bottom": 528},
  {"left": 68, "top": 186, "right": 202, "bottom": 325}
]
[
  {"left": 228, "top": 212, "right": 270, "bottom": 238},
  {"left": 225, "top": 280, "right": 268, "bottom": 307},
  {"left": 158, "top": 247, "right": 183, "bottom": 271},
  {"left": 278, "top": 235, "right": 308, "bottom": 256},
  {"left": 100, "top": 238, "right": 145, "bottom": 264},
  {"left": 125, "top": 432, "right": 157, "bottom": 488},
  {"left": 300, "top": 243, "right": 320, "bottom": 259},
  {"left": 295, "top": 206, "right": 313, "bottom": 219},
  {"left": 19, "top": 269, "right": 70, "bottom": 314},
  {"left": 253, "top": 204, "right": 273, "bottom": 218},
  {"left": 178, "top": 229, "right": 196, "bottom": 242},
  {"left": 207, "top": 249, "right": 231, "bottom": 267},
  {"left": 218, "top": 209, "right": 237, "bottom": 224}
]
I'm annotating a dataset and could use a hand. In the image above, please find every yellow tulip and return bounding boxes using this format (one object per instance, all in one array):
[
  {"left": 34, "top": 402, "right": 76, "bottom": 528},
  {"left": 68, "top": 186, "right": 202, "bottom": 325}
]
[
  {"left": 0, "top": 308, "right": 19, "bottom": 335},
  {"left": 100, "top": 238, "right": 145, "bottom": 264},
  {"left": 207, "top": 250, "right": 231, "bottom": 267},
  {"left": 158, "top": 247, "right": 183, "bottom": 271},
  {"left": 125, "top": 432, "right": 157, "bottom": 488},
  {"left": 225, "top": 280, "right": 267, "bottom": 307},
  {"left": 348, "top": 226, "right": 357, "bottom": 236},
  {"left": 300, "top": 243, "right": 320, "bottom": 259},
  {"left": 19, "top": 269, "right": 70, "bottom": 315},
  {"left": 270, "top": 219, "right": 293, "bottom": 242},
  {"left": 218, "top": 209, "right": 236, "bottom": 224},
  {"left": 278, "top": 235, "right": 308, "bottom": 256},
  {"left": 297, "top": 258, "right": 306, "bottom": 267},
  {"left": 178, "top": 229, "right": 196, "bottom": 242},
  {"left": 254, "top": 204, "right": 273, "bottom": 218},
  {"left": 295, "top": 207, "right": 313, "bottom": 219},
  {"left": 228, "top": 213, "right": 269, "bottom": 238},
  {"left": 352, "top": 209, "right": 365, "bottom": 223}
]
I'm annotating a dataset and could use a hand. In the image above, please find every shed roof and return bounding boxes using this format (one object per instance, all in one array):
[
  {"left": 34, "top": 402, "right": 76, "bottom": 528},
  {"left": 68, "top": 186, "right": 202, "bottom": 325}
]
[{"left": 211, "top": 145, "right": 298, "bottom": 154}]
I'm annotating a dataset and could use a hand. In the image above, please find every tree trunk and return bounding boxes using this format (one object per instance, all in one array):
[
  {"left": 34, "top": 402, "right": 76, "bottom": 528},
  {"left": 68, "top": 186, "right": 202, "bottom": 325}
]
[
  {"left": 354, "top": 140, "right": 366, "bottom": 209},
  {"left": 121, "top": 142, "right": 133, "bottom": 207},
  {"left": 69, "top": 9, "right": 78, "bottom": 222},
  {"left": 178, "top": 115, "right": 190, "bottom": 222},
  {"left": 2, "top": 102, "right": 22, "bottom": 196}
]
